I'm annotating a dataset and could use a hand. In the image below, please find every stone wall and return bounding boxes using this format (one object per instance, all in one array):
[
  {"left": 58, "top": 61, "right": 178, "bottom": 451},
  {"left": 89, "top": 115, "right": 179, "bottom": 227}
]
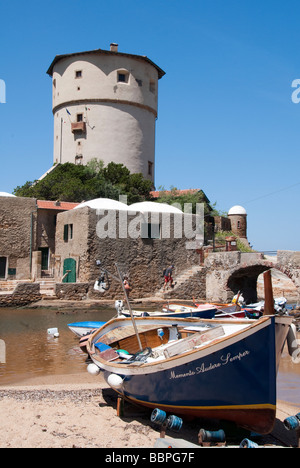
[
  {"left": 0, "top": 283, "right": 41, "bottom": 307},
  {"left": 0, "top": 197, "right": 37, "bottom": 280},
  {"left": 55, "top": 283, "right": 89, "bottom": 301},
  {"left": 55, "top": 207, "right": 201, "bottom": 299}
]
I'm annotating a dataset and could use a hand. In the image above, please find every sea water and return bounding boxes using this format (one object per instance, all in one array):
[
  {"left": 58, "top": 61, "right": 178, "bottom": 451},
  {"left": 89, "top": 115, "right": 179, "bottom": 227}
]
[{"left": 0, "top": 306, "right": 115, "bottom": 386}]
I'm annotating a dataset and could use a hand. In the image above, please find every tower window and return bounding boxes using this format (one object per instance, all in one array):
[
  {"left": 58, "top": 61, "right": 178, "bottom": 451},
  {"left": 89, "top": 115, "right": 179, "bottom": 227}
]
[
  {"left": 148, "top": 161, "right": 153, "bottom": 177},
  {"left": 75, "top": 70, "right": 82, "bottom": 79},
  {"left": 149, "top": 80, "right": 156, "bottom": 93},
  {"left": 77, "top": 113, "right": 83, "bottom": 122},
  {"left": 117, "top": 71, "right": 129, "bottom": 83}
]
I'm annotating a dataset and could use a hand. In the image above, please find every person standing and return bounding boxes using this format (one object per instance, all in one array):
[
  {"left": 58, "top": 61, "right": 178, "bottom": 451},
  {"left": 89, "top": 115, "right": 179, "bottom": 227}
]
[
  {"left": 163, "top": 265, "right": 174, "bottom": 291},
  {"left": 123, "top": 276, "right": 132, "bottom": 297}
]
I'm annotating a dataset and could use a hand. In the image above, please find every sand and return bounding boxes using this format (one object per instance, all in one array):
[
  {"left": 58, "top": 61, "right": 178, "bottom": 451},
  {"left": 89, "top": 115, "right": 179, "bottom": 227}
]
[{"left": 0, "top": 373, "right": 299, "bottom": 449}]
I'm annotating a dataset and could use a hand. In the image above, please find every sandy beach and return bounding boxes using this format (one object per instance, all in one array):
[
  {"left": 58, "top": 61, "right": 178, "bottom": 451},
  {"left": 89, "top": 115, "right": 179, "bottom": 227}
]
[{"left": 0, "top": 372, "right": 299, "bottom": 449}]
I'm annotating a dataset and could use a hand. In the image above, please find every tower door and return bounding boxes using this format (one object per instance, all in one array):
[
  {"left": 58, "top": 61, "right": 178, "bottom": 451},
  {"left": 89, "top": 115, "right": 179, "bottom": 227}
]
[
  {"left": 63, "top": 258, "right": 76, "bottom": 283},
  {"left": 0, "top": 257, "right": 7, "bottom": 279}
]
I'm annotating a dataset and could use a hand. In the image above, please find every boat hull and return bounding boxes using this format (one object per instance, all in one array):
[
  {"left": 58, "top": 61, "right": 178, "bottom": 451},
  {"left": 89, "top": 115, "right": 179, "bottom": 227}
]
[
  {"left": 89, "top": 316, "right": 291, "bottom": 434},
  {"left": 122, "top": 307, "right": 216, "bottom": 320}
]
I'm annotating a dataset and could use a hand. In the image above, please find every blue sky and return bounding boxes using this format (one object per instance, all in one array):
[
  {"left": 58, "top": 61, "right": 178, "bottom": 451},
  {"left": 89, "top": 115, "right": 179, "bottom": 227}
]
[{"left": 0, "top": 0, "right": 299, "bottom": 251}]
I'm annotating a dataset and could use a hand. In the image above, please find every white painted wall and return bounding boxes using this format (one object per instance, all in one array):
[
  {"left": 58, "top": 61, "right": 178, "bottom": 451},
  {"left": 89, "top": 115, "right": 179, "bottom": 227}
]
[{"left": 51, "top": 50, "right": 162, "bottom": 182}]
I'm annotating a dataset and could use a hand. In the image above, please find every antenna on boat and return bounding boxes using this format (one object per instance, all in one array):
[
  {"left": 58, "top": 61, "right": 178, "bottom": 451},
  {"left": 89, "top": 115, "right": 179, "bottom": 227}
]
[
  {"left": 115, "top": 263, "right": 143, "bottom": 351},
  {"left": 94, "top": 260, "right": 143, "bottom": 352}
]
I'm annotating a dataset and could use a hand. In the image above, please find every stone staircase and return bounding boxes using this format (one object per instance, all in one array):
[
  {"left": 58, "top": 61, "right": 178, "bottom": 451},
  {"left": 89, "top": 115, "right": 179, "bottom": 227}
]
[
  {"left": 0, "top": 278, "right": 56, "bottom": 297},
  {"left": 37, "top": 278, "right": 56, "bottom": 297},
  {"left": 155, "top": 265, "right": 206, "bottom": 299}
]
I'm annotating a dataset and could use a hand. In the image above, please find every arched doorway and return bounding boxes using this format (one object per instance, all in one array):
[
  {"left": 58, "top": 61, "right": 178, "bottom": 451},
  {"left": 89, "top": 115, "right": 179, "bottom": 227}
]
[
  {"left": 227, "top": 265, "right": 268, "bottom": 304},
  {"left": 227, "top": 264, "right": 298, "bottom": 304}
]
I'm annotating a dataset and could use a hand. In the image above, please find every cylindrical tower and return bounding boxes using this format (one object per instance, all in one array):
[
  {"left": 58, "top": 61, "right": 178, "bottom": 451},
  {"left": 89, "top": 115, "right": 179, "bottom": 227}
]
[
  {"left": 47, "top": 44, "right": 165, "bottom": 183},
  {"left": 228, "top": 205, "right": 247, "bottom": 238}
]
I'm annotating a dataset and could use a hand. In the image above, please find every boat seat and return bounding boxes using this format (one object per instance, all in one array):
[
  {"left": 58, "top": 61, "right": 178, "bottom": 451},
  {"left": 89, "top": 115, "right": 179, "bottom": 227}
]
[
  {"left": 94, "top": 342, "right": 120, "bottom": 361},
  {"left": 163, "top": 325, "right": 225, "bottom": 359}
]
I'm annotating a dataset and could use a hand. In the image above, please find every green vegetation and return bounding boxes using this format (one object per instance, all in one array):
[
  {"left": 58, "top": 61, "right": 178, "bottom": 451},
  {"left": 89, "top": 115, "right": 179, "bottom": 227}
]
[
  {"left": 215, "top": 231, "right": 254, "bottom": 252},
  {"left": 13, "top": 160, "right": 153, "bottom": 204},
  {"left": 154, "top": 187, "right": 216, "bottom": 216}
]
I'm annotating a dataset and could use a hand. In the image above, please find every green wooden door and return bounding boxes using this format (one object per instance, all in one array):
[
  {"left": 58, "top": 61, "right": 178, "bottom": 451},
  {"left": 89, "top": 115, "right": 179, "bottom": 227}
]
[
  {"left": 39, "top": 248, "right": 49, "bottom": 271},
  {"left": 63, "top": 258, "right": 76, "bottom": 283},
  {"left": 0, "top": 257, "right": 7, "bottom": 278}
]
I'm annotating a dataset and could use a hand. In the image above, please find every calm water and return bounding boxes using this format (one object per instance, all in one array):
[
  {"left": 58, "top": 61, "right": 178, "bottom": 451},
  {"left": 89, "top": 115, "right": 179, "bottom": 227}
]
[
  {"left": 0, "top": 306, "right": 115, "bottom": 386},
  {"left": 0, "top": 307, "right": 299, "bottom": 405}
]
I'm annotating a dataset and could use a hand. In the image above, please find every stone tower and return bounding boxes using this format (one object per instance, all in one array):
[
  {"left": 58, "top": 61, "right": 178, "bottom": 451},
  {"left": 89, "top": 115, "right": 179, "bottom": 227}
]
[
  {"left": 228, "top": 205, "right": 247, "bottom": 238},
  {"left": 47, "top": 44, "right": 165, "bottom": 183}
]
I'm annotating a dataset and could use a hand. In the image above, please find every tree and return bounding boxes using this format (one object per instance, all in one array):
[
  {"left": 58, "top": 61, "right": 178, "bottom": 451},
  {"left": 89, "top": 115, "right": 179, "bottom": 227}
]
[{"left": 13, "top": 160, "right": 153, "bottom": 203}]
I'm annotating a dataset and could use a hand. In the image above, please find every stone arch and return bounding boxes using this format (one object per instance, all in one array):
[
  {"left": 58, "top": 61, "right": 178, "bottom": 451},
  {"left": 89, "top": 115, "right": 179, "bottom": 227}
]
[{"left": 226, "top": 261, "right": 299, "bottom": 304}]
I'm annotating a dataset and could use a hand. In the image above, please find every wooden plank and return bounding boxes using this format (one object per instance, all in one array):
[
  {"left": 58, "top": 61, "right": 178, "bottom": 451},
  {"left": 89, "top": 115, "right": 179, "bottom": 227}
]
[
  {"left": 101, "top": 325, "right": 167, "bottom": 346},
  {"left": 163, "top": 326, "right": 225, "bottom": 359},
  {"left": 116, "top": 328, "right": 170, "bottom": 355},
  {"left": 97, "top": 347, "right": 120, "bottom": 361}
]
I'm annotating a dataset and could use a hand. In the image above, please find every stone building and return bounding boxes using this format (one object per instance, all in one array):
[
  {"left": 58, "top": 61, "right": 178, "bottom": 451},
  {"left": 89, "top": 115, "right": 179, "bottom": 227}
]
[
  {"left": 54, "top": 199, "right": 202, "bottom": 297},
  {"left": 0, "top": 193, "right": 249, "bottom": 296},
  {"left": 0, "top": 196, "right": 37, "bottom": 281},
  {"left": 0, "top": 195, "right": 78, "bottom": 281},
  {"left": 47, "top": 43, "right": 165, "bottom": 183}
]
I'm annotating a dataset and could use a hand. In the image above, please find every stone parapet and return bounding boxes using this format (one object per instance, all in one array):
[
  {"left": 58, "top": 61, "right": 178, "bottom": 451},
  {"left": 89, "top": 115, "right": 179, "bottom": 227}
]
[{"left": 0, "top": 283, "right": 41, "bottom": 307}]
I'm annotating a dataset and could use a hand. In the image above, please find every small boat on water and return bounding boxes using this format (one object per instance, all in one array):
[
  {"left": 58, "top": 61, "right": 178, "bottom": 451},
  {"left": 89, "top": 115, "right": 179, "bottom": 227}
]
[
  {"left": 168, "top": 302, "right": 248, "bottom": 319},
  {"left": 68, "top": 321, "right": 106, "bottom": 338},
  {"left": 86, "top": 314, "right": 294, "bottom": 434},
  {"left": 118, "top": 301, "right": 217, "bottom": 320}
]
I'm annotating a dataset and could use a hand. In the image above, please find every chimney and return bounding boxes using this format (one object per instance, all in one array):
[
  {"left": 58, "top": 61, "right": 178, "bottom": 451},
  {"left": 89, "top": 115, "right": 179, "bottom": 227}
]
[{"left": 110, "top": 43, "right": 118, "bottom": 52}]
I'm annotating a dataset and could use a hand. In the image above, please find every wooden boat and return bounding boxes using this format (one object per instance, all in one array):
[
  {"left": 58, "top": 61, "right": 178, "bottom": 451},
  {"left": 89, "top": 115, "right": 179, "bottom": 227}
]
[
  {"left": 192, "top": 301, "right": 262, "bottom": 320},
  {"left": 86, "top": 314, "right": 293, "bottom": 434},
  {"left": 120, "top": 302, "right": 217, "bottom": 320}
]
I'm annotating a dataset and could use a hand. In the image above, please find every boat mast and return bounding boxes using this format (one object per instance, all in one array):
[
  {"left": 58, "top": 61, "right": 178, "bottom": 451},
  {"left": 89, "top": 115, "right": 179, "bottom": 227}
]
[
  {"left": 96, "top": 260, "right": 143, "bottom": 352},
  {"left": 263, "top": 270, "right": 275, "bottom": 315},
  {"left": 114, "top": 263, "right": 143, "bottom": 351}
]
